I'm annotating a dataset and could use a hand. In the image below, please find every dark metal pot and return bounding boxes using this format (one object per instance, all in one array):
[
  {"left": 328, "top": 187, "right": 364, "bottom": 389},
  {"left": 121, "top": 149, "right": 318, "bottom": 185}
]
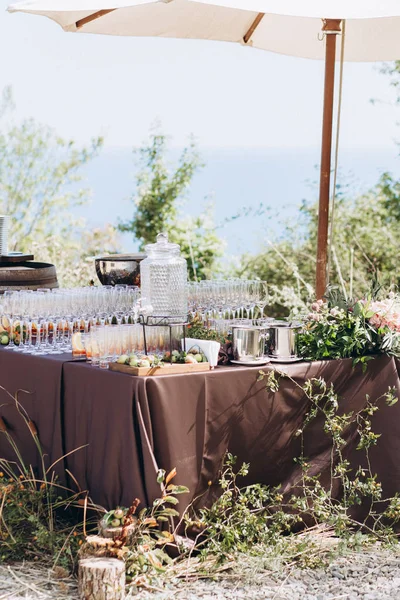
[{"left": 95, "top": 254, "right": 146, "bottom": 287}]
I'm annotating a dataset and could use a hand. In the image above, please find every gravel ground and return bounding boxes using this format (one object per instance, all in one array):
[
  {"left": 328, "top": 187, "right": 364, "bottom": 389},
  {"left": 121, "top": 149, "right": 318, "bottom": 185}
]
[{"left": 2, "top": 545, "right": 400, "bottom": 599}]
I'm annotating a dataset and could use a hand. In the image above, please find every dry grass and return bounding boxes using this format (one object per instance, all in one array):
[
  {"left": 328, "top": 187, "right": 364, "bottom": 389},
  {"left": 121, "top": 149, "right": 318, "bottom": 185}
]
[
  {"left": 0, "top": 530, "right": 340, "bottom": 600},
  {"left": 0, "top": 563, "right": 77, "bottom": 600},
  {"left": 1, "top": 534, "right": 398, "bottom": 600}
]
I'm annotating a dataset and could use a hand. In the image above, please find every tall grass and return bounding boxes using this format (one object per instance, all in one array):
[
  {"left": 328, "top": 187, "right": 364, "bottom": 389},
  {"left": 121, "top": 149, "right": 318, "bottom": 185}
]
[{"left": 0, "top": 386, "right": 101, "bottom": 569}]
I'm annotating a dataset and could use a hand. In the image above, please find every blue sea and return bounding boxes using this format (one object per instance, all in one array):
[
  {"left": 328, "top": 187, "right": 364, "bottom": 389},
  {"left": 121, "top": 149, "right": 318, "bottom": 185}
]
[{"left": 76, "top": 146, "right": 400, "bottom": 257}]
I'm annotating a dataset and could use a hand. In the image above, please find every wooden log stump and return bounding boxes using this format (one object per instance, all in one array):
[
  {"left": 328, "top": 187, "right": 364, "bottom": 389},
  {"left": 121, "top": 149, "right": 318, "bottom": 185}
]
[
  {"left": 100, "top": 519, "right": 137, "bottom": 546},
  {"left": 78, "top": 557, "right": 125, "bottom": 600}
]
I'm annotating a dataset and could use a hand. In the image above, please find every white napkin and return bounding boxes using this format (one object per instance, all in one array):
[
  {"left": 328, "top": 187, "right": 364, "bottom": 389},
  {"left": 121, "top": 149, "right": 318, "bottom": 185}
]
[{"left": 182, "top": 338, "right": 220, "bottom": 367}]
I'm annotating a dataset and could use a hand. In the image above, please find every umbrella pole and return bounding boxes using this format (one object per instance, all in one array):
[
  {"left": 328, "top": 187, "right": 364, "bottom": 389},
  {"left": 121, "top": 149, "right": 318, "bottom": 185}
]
[{"left": 315, "top": 19, "right": 342, "bottom": 299}]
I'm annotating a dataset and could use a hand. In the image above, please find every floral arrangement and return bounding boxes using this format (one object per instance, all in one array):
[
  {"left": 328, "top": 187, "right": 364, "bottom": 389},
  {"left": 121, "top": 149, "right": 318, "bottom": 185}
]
[{"left": 297, "top": 287, "right": 400, "bottom": 364}]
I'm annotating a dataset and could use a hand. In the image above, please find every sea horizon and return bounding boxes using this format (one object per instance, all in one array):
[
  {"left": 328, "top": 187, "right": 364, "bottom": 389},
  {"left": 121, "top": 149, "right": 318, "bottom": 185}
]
[{"left": 75, "top": 145, "right": 400, "bottom": 257}]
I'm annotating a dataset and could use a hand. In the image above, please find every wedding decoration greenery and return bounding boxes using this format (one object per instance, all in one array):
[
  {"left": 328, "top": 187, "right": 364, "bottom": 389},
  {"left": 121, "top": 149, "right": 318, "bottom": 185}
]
[
  {"left": 297, "top": 286, "right": 400, "bottom": 364},
  {"left": 2, "top": 371, "right": 400, "bottom": 592},
  {"left": 0, "top": 388, "right": 91, "bottom": 567},
  {"left": 186, "top": 312, "right": 227, "bottom": 344}
]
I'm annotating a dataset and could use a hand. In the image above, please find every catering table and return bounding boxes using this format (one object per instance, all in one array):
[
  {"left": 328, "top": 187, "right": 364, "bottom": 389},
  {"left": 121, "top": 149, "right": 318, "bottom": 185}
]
[{"left": 1, "top": 350, "right": 400, "bottom": 518}]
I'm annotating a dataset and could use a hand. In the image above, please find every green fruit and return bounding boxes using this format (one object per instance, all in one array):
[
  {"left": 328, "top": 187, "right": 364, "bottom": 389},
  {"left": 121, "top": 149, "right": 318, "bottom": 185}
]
[
  {"left": 139, "top": 359, "right": 151, "bottom": 368},
  {"left": 111, "top": 519, "right": 121, "bottom": 528},
  {"left": 194, "top": 354, "right": 203, "bottom": 363},
  {"left": 172, "top": 350, "right": 180, "bottom": 357},
  {"left": 171, "top": 355, "right": 177, "bottom": 363},
  {"left": 185, "top": 355, "right": 197, "bottom": 364},
  {"left": 114, "top": 509, "right": 124, "bottom": 519},
  {"left": 117, "top": 355, "right": 129, "bottom": 364},
  {"left": 129, "top": 358, "right": 139, "bottom": 367},
  {"left": 0, "top": 335, "right": 9, "bottom": 346}
]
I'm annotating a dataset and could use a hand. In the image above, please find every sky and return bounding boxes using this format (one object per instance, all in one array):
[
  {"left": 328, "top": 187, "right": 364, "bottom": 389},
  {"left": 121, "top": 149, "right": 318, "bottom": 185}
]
[
  {"left": 2, "top": 3, "right": 400, "bottom": 258},
  {"left": 1, "top": 2, "right": 400, "bottom": 152}
]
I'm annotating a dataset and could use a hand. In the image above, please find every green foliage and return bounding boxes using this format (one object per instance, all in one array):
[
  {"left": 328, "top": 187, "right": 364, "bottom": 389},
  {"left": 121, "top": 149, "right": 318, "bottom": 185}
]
[
  {"left": 119, "top": 129, "right": 201, "bottom": 245},
  {"left": 238, "top": 173, "right": 400, "bottom": 316},
  {"left": 258, "top": 371, "right": 400, "bottom": 539},
  {"left": 297, "top": 289, "right": 400, "bottom": 363},
  {"left": 0, "top": 88, "right": 102, "bottom": 249},
  {"left": 168, "top": 204, "right": 225, "bottom": 281},
  {"left": 97, "top": 468, "right": 189, "bottom": 583},
  {"left": 192, "top": 455, "right": 297, "bottom": 556},
  {"left": 119, "top": 128, "right": 224, "bottom": 280},
  {"left": 0, "top": 389, "right": 92, "bottom": 568},
  {"left": 0, "top": 87, "right": 119, "bottom": 286},
  {"left": 187, "top": 312, "right": 226, "bottom": 343},
  {"left": 298, "top": 305, "right": 376, "bottom": 362},
  {"left": 3, "top": 372, "right": 400, "bottom": 589}
]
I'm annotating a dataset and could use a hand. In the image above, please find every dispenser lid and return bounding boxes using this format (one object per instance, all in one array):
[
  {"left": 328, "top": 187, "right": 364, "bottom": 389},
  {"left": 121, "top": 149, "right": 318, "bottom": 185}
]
[{"left": 144, "top": 232, "right": 180, "bottom": 254}]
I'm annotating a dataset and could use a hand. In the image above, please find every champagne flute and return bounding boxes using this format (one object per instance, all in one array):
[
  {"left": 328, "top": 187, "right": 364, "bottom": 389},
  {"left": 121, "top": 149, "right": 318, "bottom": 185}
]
[
  {"left": 256, "top": 281, "right": 269, "bottom": 319},
  {"left": 3, "top": 291, "right": 16, "bottom": 350}
]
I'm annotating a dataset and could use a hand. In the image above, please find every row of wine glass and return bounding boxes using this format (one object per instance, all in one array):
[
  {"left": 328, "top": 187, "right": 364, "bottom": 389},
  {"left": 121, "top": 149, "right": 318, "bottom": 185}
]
[
  {"left": 188, "top": 279, "right": 268, "bottom": 319},
  {"left": 1, "top": 286, "right": 140, "bottom": 355}
]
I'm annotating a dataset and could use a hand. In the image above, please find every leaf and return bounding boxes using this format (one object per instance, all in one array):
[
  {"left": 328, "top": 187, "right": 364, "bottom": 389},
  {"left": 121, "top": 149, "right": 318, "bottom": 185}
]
[
  {"left": 165, "top": 468, "right": 177, "bottom": 486},
  {"left": 146, "top": 550, "right": 165, "bottom": 571},
  {"left": 162, "top": 495, "right": 179, "bottom": 505},
  {"left": 166, "top": 484, "right": 190, "bottom": 495},
  {"left": 156, "top": 469, "right": 166, "bottom": 484},
  {"left": 143, "top": 517, "right": 158, "bottom": 527}
]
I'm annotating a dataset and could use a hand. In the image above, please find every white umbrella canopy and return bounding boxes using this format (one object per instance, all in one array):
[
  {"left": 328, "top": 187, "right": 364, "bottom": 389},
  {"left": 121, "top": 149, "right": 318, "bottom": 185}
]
[
  {"left": 8, "top": 0, "right": 400, "bottom": 296},
  {"left": 8, "top": 0, "right": 400, "bottom": 61}
]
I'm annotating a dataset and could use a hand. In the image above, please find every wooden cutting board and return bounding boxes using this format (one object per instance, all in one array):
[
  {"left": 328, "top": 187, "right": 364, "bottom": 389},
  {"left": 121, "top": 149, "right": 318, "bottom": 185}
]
[{"left": 109, "top": 361, "right": 210, "bottom": 377}]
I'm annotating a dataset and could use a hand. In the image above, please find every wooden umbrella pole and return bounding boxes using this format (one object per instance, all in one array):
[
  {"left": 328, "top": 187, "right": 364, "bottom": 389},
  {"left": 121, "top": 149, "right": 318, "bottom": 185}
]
[{"left": 315, "top": 19, "right": 342, "bottom": 299}]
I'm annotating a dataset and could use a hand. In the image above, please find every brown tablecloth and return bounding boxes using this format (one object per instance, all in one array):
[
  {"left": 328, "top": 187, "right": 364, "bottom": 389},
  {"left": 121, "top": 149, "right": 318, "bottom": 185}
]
[
  {"left": 0, "top": 350, "right": 72, "bottom": 483},
  {"left": 1, "top": 351, "right": 400, "bottom": 515}
]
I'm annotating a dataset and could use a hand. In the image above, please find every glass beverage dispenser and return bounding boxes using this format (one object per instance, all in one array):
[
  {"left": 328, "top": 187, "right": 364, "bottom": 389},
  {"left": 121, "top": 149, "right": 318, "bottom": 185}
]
[{"left": 140, "top": 233, "right": 188, "bottom": 320}]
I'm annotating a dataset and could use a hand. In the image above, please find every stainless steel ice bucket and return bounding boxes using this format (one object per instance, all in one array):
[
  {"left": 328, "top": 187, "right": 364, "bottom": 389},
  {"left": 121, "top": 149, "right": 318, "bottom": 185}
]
[
  {"left": 232, "top": 326, "right": 268, "bottom": 362},
  {"left": 268, "top": 322, "right": 301, "bottom": 359}
]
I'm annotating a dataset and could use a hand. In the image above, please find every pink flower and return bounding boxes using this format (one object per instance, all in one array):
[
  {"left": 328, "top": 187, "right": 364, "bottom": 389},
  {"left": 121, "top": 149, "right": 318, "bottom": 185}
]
[
  {"left": 368, "top": 297, "right": 400, "bottom": 332},
  {"left": 309, "top": 313, "right": 321, "bottom": 322},
  {"left": 311, "top": 299, "right": 325, "bottom": 312}
]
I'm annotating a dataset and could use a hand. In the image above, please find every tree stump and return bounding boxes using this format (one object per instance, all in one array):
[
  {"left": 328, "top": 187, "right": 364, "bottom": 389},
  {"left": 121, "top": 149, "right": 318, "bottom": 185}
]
[
  {"left": 100, "top": 518, "right": 137, "bottom": 546},
  {"left": 78, "top": 557, "right": 125, "bottom": 600}
]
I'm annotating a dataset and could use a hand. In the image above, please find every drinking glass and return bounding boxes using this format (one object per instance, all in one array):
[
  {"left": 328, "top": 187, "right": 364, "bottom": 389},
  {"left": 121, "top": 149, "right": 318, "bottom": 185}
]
[
  {"left": 98, "top": 326, "right": 111, "bottom": 369},
  {"left": 255, "top": 281, "right": 269, "bottom": 319},
  {"left": 3, "top": 291, "right": 16, "bottom": 350},
  {"left": 89, "top": 327, "right": 100, "bottom": 366}
]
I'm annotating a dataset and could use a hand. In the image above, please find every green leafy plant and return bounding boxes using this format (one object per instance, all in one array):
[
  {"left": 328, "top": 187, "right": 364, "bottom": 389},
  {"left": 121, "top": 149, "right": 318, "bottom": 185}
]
[
  {"left": 297, "top": 287, "right": 400, "bottom": 364},
  {"left": 4, "top": 370, "right": 400, "bottom": 592},
  {"left": 187, "top": 313, "right": 227, "bottom": 344},
  {"left": 0, "top": 86, "right": 120, "bottom": 287},
  {"left": 0, "top": 388, "right": 99, "bottom": 568},
  {"left": 118, "top": 127, "right": 224, "bottom": 280}
]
